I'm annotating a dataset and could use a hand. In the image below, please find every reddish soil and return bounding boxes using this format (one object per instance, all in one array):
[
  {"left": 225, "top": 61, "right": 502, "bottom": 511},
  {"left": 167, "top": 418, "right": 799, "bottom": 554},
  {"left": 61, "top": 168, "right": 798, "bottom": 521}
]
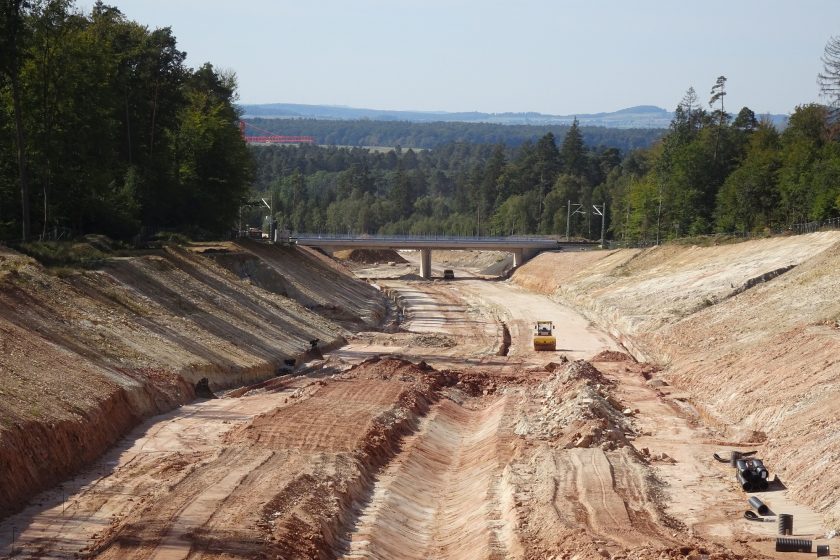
[
  {"left": 0, "top": 242, "right": 384, "bottom": 520},
  {"left": 2, "top": 233, "right": 839, "bottom": 559}
]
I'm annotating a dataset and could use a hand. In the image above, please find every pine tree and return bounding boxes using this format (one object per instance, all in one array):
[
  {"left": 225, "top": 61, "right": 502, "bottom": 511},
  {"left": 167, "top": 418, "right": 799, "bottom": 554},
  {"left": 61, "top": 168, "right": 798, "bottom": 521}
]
[{"left": 560, "top": 118, "right": 585, "bottom": 176}]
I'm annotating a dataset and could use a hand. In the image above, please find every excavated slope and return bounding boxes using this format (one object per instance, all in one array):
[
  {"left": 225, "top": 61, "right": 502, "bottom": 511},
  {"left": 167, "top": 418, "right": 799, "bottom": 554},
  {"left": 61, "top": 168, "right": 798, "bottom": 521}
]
[
  {"left": 511, "top": 231, "right": 840, "bottom": 524},
  {"left": 0, "top": 242, "right": 385, "bottom": 519}
]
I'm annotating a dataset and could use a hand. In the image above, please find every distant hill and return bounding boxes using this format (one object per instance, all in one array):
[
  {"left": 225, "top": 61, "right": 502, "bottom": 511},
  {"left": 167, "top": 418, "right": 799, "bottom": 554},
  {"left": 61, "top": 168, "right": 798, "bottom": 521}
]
[
  {"left": 240, "top": 102, "right": 789, "bottom": 130},
  {"left": 241, "top": 117, "right": 665, "bottom": 153}
]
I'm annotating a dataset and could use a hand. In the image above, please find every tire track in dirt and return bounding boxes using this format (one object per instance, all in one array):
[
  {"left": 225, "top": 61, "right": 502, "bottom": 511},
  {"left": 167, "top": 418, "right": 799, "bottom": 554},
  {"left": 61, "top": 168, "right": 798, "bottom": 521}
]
[
  {"left": 341, "top": 396, "right": 515, "bottom": 560},
  {"left": 147, "top": 451, "right": 274, "bottom": 560},
  {"left": 608, "top": 448, "right": 669, "bottom": 540},
  {"left": 171, "top": 451, "right": 296, "bottom": 559},
  {"left": 233, "top": 379, "right": 409, "bottom": 452},
  {"left": 559, "top": 448, "right": 648, "bottom": 549},
  {"left": 92, "top": 447, "right": 255, "bottom": 559}
]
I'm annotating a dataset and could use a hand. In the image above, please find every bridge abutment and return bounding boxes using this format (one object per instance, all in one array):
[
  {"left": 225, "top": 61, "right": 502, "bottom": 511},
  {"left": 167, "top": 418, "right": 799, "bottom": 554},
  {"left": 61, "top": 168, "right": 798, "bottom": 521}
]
[{"left": 512, "top": 248, "right": 538, "bottom": 269}]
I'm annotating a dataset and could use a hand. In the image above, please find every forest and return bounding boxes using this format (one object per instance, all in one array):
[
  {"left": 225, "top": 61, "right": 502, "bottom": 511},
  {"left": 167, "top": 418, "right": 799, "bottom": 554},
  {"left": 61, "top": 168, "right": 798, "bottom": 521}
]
[
  {"left": 242, "top": 118, "right": 664, "bottom": 153},
  {"left": 250, "top": 87, "right": 840, "bottom": 242},
  {"left": 0, "top": 0, "right": 251, "bottom": 242},
  {"left": 2, "top": 1, "right": 839, "bottom": 245}
]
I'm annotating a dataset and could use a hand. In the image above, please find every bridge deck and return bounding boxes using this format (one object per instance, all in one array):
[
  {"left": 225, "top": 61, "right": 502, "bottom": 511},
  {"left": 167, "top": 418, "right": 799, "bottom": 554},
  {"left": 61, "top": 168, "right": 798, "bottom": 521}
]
[{"left": 291, "top": 234, "right": 594, "bottom": 251}]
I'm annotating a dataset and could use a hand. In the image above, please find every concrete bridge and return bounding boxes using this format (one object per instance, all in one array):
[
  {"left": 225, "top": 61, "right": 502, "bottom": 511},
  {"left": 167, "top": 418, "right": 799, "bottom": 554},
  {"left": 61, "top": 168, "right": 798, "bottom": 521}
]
[{"left": 291, "top": 234, "right": 596, "bottom": 278}]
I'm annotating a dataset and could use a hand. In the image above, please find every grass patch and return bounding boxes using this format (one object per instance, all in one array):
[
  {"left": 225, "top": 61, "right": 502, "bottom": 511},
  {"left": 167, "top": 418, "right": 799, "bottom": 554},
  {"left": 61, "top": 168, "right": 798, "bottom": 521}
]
[
  {"left": 153, "top": 231, "right": 192, "bottom": 245},
  {"left": 15, "top": 235, "right": 153, "bottom": 270},
  {"left": 18, "top": 241, "right": 109, "bottom": 268}
]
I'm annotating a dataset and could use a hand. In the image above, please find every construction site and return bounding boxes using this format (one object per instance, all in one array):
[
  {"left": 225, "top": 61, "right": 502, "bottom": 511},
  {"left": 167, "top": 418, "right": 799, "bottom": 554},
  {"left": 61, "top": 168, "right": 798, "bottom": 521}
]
[{"left": 0, "top": 232, "right": 839, "bottom": 559}]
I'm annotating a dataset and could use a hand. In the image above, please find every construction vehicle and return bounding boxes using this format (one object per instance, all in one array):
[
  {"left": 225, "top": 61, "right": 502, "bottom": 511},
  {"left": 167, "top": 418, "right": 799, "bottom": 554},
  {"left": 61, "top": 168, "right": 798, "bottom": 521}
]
[
  {"left": 443, "top": 269, "right": 455, "bottom": 280},
  {"left": 533, "top": 320, "right": 556, "bottom": 351}
]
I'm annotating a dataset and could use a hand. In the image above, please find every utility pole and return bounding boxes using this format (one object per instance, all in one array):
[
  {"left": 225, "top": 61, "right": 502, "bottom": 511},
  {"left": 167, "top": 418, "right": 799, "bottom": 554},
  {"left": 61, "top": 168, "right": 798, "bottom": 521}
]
[
  {"left": 625, "top": 199, "right": 630, "bottom": 242},
  {"left": 566, "top": 200, "right": 570, "bottom": 240},
  {"left": 656, "top": 180, "right": 663, "bottom": 245},
  {"left": 566, "top": 201, "right": 586, "bottom": 240},
  {"left": 592, "top": 203, "right": 606, "bottom": 248},
  {"left": 261, "top": 197, "right": 275, "bottom": 242}
]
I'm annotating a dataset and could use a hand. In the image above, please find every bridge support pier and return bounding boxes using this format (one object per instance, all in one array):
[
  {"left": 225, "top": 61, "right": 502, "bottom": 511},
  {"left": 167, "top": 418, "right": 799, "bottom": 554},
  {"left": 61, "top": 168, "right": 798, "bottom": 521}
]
[
  {"left": 512, "top": 249, "right": 524, "bottom": 269},
  {"left": 419, "top": 249, "right": 432, "bottom": 279},
  {"left": 512, "top": 248, "right": 538, "bottom": 269}
]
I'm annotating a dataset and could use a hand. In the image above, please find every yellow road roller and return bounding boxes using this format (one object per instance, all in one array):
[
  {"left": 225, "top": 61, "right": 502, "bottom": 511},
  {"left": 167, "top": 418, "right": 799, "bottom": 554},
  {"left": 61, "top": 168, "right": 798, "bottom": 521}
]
[{"left": 533, "top": 320, "right": 556, "bottom": 351}]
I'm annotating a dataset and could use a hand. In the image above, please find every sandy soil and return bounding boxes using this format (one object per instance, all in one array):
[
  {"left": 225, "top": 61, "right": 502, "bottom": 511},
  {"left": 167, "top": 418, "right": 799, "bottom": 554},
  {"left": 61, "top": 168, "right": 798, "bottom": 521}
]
[
  {"left": 511, "top": 232, "right": 840, "bottom": 529},
  {"left": 3, "top": 234, "right": 840, "bottom": 559},
  {"left": 0, "top": 241, "right": 385, "bottom": 519}
]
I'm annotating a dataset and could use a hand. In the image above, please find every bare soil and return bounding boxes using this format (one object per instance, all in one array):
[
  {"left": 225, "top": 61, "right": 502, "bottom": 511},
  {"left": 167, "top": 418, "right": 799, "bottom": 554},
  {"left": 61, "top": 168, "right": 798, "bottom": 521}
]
[
  {"left": 0, "top": 241, "right": 385, "bottom": 519},
  {"left": 333, "top": 249, "right": 408, "bottom": 265},
  {"left": 512, "top": 232, "right": 840, "bottom": 529},
  {"left": 2, "top": 233, "right": 839, "bottom": 559}
]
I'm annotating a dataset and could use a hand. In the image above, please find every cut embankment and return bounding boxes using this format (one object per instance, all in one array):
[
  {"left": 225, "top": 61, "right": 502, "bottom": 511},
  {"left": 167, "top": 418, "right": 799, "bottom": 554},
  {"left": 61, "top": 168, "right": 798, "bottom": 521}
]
[
  {"left": 333, "top": 248, "right": 408, "bottom": 265},
  {"left": 0, "top": 243, "right": 383, "bottom": 520},
  {"left": 660, "top": 241, "right": 840, "bottom": 524},
  {"left": 224, "top": 241, "right": 388, "bottom": 329},
  {"left": 510, "top": 232, "right": 840, "bottom": 523}
]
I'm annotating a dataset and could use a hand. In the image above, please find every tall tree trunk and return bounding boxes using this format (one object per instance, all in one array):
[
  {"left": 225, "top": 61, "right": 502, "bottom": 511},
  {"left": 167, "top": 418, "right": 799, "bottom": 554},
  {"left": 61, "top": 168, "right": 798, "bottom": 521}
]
[
  {"left": 42, "top": 163, "right": 49, "bottom": 239},
  {"left": 40, "top": 32, "right": 52, "bottom": 239},
  {"left": 11, "top": 72, "right": 31, "bottom": 242},
  {"left": 3, "top": 0, "right": 31, "bottom": 241},
  {"left": 149, "top": 79, "right": 159, "bottom": 155}
]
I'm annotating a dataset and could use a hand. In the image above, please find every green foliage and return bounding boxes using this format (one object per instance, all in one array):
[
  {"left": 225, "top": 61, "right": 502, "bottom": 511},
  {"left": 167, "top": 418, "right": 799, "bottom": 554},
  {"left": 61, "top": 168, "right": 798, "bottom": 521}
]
[
  {"left": 18, "top": 240, "right": 108, "bottom": 267},
  {"left": 248, "top": 125, "right": 622, "bottom": 238},
  {"left": 715, "top": 123, "right": 781, "bottom": 232},
  {"left": 3, "top": 6, "right": 840, "bottom": 244},
  {"left": 243, "top": 117, "right": 664, "bottom": 153},
  {"left": 608, "top": 89, "right": 840, "bottom": 243},
  {"left": 249, "top": 89, "right": 840, "bottom": 242},
  {"left": 0, "top": 1, "right": 252, "bottom": 241}
]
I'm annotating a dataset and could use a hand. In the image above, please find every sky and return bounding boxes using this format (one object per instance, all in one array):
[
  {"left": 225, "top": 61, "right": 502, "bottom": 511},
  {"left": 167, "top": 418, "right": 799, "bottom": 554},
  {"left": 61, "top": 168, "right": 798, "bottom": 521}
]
[{"left": 90, "top": 0, "right": 840, "bottom": 116}]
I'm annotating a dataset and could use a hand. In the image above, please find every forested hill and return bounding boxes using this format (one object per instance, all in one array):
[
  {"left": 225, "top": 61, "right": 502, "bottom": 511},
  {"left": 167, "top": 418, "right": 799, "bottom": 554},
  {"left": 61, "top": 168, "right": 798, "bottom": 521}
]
[
  {"left": 242, "top": 103, "right": 676, "bottom": 128},
  {"left": 241, "top": 102, "right": 790, "bottom": 129},
  {"left": 242, "top": 117, "right": 664, "bottom": 152},
  {"left": 249, "top": 102, "right": 840, "bottom": 243}
]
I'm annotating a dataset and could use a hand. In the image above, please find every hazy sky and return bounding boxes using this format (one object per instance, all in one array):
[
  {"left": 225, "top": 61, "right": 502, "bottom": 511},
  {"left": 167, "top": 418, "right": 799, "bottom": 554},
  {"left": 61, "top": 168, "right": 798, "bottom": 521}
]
[{"left": 93, "top": 1, "right": 839, "bottom": 116}]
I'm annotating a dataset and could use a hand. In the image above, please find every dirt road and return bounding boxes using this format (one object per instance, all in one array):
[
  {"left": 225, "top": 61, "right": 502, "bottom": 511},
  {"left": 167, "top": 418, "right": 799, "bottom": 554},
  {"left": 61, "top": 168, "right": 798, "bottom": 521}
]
[
  {"left": 1, "top": 256, "right": 836, "bottom": 559},
  {"left": 455, "top": 279, "right": 621, "bottom": 361}
]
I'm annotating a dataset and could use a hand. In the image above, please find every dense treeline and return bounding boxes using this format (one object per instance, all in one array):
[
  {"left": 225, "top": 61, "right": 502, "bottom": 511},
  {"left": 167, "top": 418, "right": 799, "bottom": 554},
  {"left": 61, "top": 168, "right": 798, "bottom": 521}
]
[
  {"left": 3, "top": 2, "right": 839, "bottom": 244},
  {"left": 244, "top": 118, "right": 663, "bottom": 153},
  {"left": 0, "top": 0, "right": 251, "bottom": 242},
  {"left": 614, "top": 95, "right": 840, "bottom": 241},
  {"left": 248, "top": 121, "right": 622, "bottom": 237},
  {"left": 252, "top": 92, "right": 840, "bottom": 241}
]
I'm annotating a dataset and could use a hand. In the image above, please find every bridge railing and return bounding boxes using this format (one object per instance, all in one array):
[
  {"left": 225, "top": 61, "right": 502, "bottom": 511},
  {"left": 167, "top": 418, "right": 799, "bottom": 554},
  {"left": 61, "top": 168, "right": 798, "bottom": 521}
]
[{"left": 292, "top": 233, "right": 576, "bottom": 243}]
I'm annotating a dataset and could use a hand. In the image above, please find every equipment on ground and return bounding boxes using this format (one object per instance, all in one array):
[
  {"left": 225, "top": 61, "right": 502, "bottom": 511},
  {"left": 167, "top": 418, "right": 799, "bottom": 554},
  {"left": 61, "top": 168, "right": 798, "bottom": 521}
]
[
  {"left": 748, "top": 496, "right": 770, "bottom": 515},
  {"left": 736, "top": 457, "right": 769, "bottom": 491},
  {"left": 533, "top": 320, "right": 557, "bottom": 351},
  {"left": 775, "top": 537, "right": 811, "bottom": 553},
  {"left": 779, "top": 513, "right": 794, "bottom": 535},
  {"left": 443, "top": 269, "right": 455, "bottom": 280}
]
